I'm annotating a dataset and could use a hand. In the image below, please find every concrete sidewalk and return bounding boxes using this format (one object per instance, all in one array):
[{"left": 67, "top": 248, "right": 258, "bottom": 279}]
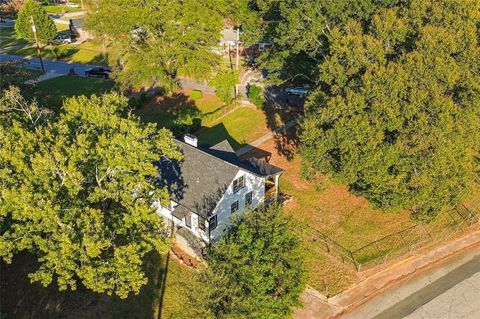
[{"left": 293, "top": 229, "right": 480, "bottom": 318}]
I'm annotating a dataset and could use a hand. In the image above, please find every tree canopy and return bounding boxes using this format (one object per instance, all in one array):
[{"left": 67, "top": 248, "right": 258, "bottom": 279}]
[
  {"left": 193, "top": 205, "right": 305, "bottom": 319},
  {"left": 242, "top": 0, "right": 400, "bottom": 85},
  {"left": 15, "top": 0, "right": 56, "bottom": 45},
  {"left": 209, "top": 69, "right": 240, "bottom": 106},
  {"left": 300, "top": 0, "right": 480, "bottom": 218},
  {"left": 84, "top": 0, "right": 224, "bottom": 90},
  {"left": 0, "top": 88, "right": 182, "bottom": 298}
]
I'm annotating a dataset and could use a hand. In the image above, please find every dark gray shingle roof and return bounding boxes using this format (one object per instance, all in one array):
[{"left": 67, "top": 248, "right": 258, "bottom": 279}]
[{"left": 156, "top": 139, "right": 283, "bottom": 218}]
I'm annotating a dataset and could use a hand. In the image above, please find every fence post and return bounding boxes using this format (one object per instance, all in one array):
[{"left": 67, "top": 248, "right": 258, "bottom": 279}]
[
  {"left": 350, "top": 251, "right": 359, "bottom": 272},
  {"left": 323, "top": 234, "right": 330, "bottom": 253},
  {"left": 463, "top": 204, "right": 479, "bottom": 223},
  {"left": 374, "top": 241, "right": 381, "bottom": 256},
  {"left": 420, "top": 223, "right": 431, "bottom": 239}
]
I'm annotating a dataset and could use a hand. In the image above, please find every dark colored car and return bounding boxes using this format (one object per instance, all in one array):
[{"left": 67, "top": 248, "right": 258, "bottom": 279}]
[{"left": 84, "top": 67, "right": 111, "bottom": 79}]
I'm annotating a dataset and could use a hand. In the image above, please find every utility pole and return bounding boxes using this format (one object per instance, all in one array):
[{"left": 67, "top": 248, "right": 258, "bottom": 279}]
[
  {"left": 235, "top": 27, "right": 240, "bottom": 102},
  {"left": 236, "top": 28, "right": 240, "bottom": 71},
  {"left": 30, "top": 16, "right": 45, "bottom": 74}
]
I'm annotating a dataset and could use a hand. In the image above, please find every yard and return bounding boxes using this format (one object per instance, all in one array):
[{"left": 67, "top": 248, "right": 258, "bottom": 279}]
[
  {"left": 241, "top": 127, "right": 472, "bottom": 295},
  {"left": 135, "top": 91, "right": 283, "bottom": 149},
  {"left": 36, "top": 75, "right": 115, "bottom": 106},
  {"left": 197, "top": 106, "right": 271, "bottom": 150},
  {"left": 1, "top": 24, "right": 113, "bottom": 66},
  {"left": 9, "top": 41, "right": 109, "bottom": 65},
  {"left": 0, "top": 252, "right": 199, "bottom": 319},
  {"left": 43, "top": 4, "right": 82, "bottom": 15}
]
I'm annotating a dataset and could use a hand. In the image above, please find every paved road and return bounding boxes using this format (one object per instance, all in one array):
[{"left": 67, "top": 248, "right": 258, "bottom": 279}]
[
  {"left": 341, "top": 242, "right": 480, "bottom": 319},
  {"left": 0, "top": 53, "right": 101, "bottom": 78},
  {"left": 376, "top": 255, "right": 480, "bottom": 319},
  {"left": 0, "top": 53, "right": 305, "bottom": 110}
]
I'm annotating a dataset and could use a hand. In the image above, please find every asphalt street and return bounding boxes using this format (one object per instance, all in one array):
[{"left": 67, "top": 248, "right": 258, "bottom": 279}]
[
  {"left": 404, "top": 271, "right": 480, "bottom": 319},
  {"left": 0, "top": 53, "right": 100, "bottom": 78},
  {"left": 374, "top": 254, "right": 480, "bottom": 319}
]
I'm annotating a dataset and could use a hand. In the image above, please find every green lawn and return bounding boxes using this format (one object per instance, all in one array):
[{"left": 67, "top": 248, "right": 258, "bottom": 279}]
[
  {"left": 0, "top": 27, "right": 15, "bottom": 37},
  {"left": 0, "top": 27, "right": 30, "bottom": 48},
  {"left": 43, "top": 4, "right": 82, "bottom": 15},
  {"left": 197, "top": 106, "right": 271, "bottom": 150},
  {"left": 1, "top": 252, "right": 199, "bottom": 318},
  {"left": 9, "top": 41, "right": 108, "bottom": 65},
  {"left": 36, "top": 76, "right": 115, "bottom": 106},
  {"left": 134, "top": 91, "right": 224, "bottom": 133},
  {"left": 2, "top": 23, "right": 108, "bottom": 66}
]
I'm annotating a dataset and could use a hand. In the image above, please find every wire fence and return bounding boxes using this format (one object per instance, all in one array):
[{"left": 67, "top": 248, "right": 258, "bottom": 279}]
[{"left": 299, "top": 200, "right": 480, "bottom": 273}]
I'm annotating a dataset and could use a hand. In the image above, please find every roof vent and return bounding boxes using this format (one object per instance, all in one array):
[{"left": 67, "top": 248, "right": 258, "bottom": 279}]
[{"left": 184, "top": 134, "right": 198, "bottom": 147}]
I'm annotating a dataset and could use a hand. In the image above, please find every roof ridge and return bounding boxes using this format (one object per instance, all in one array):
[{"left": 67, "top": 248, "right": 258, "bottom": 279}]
[{"left": 176, "top": 139, "right": 244, "bottom": 171}]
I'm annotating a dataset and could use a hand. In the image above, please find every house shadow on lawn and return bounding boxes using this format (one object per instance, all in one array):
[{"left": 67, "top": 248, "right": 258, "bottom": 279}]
[{"left": 0, "top": 251, "right": 168, "bottom": 319}]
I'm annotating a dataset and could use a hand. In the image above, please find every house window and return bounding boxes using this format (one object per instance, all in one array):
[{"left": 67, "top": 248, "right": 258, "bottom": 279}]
[
  {"left": 231, "top": 200, "right": 239, "bottom": 214},
  {"left": 209, "top": 215, "right": 217, "bottom": 231},
  {"left": 232, "top": 175, "right": 245, "bottom": 193},
  {"left": 198, "top": 216, "right": 206, "bottom": 231},
  {"left": 245, "top": 191, "right": 253, "bottom": 207}
]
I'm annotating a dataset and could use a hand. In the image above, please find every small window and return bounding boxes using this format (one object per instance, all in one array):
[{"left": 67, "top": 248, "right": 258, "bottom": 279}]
[
  {"left": 233, "top": 175, "right": 245, "bottom": 193},
  {"left": 209, "top": 215, "right": 217, "bottom": 231},
  {"left": 198, "top": 216, "right": 206, "bottom": 231},
  {"left": 231, "top": 200, "right": 239, "bottom": 214},
  {"left": 245, "top": 191, "right": 253, "bottom": 207}
]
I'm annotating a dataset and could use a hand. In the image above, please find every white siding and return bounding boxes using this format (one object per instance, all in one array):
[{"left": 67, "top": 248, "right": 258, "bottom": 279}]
[
  {"left": 155, "top": 200, "right": 209, "bottom": 241},
  {"left": 155, "top": 169, "right": 266, "bottom": 243},
  {"left": 209, "top": 169, "right": 265, "bottom": 241}
]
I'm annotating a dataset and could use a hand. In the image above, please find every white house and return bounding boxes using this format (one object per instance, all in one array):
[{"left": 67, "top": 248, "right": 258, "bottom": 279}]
[{"left": 155, "top": 135, "right": 283, "bottom": 258}]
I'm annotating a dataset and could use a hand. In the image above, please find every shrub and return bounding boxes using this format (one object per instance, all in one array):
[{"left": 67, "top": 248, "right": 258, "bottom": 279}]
[
  {"left": 189, "top": 89, "right": 203, "bottom": 101},
  {"left": 247, "top": 84, "right": 265, "bottom": 109}
]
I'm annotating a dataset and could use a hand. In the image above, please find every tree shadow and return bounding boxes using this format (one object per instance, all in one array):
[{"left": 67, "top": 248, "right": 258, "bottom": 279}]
[
  {"left": 134, "top": 93, "right": 203, "bottom": 136},
  {"left": 260, "top": 88, "right": 303, "bottom": 161},
  {"left": 155, "top": 154, "right": 187, "bottom": 204},
  {"left": 197, "top": 122, "right": 243, "bottom": 151},
  {"left": 0, "top": 251, "right": 167, "bottom": 319}
]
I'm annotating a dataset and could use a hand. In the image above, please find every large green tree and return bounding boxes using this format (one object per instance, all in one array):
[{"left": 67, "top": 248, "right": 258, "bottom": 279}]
[
  {"left": 15, "top": 0, "right": 56, "bottom": 45},
  {"left": 242, "top": 0, "right": 399, "bottom": 84},
  {"left": 192, "top": 205, "right": 305, "bottom": 319},
  {"left": 0, "top": 88, "right": 181, "bottom": 298},
  {"left": 301, "top": 0, "right": 480, "bottom": 218},
  {"left": 84, "top": 0, "right": 224, "bottom": 90}
]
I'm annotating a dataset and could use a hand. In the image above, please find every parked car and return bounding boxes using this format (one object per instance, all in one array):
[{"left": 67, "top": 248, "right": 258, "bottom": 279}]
[
  {"left": 47, "top": 34, "right": 73, "bottom": 45},
  {"left": 84, "top": 67, "right": 112, "bottom": 79},
  {"left": 285, "top": 87, "right": 310, "bottom": 96},
  {"left": 66, "top": 3, "right": 80, "bottom": 8}
]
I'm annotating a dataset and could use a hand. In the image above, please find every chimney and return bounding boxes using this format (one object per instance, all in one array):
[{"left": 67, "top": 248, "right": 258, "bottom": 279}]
[{"left": 184, "top": 134, "right": 198, "bottom": 147}]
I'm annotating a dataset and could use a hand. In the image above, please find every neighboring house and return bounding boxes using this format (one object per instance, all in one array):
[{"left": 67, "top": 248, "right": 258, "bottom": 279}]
[
  {"left": 155, "top": 135, "right": 283, "bottom": 258},
  {"left": 212, "top": 28, "right": 240, "bottom": 55}
]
